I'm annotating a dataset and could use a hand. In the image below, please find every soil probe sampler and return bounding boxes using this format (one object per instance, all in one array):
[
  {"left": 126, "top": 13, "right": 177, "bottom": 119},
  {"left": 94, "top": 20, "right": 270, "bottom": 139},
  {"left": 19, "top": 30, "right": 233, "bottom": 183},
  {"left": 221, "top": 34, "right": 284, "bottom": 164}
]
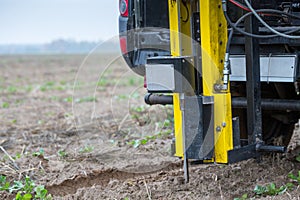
[{"left": 119, "top": 0, "right": 300, "bottom": 181}]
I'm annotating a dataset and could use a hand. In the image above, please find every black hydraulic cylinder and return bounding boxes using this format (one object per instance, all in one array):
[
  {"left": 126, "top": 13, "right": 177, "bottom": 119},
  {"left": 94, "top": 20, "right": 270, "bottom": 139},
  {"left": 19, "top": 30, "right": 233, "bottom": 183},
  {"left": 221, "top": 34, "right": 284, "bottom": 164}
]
[
  {"left": 144, "top": 93, "right": 173, "bottom": 105},
  {"left": 232, "top": 98, "right": 300, "bottom": 111}
]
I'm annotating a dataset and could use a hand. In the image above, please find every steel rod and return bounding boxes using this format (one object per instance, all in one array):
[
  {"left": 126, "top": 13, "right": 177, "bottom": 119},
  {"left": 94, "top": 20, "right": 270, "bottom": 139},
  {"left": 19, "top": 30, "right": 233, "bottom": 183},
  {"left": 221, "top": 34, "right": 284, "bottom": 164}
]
[
  {"left": 232, "top": 98, "right": 300, "bottom": 111},
  {"left": 245, "top": 4, "right": 263, "bottom": 144}
]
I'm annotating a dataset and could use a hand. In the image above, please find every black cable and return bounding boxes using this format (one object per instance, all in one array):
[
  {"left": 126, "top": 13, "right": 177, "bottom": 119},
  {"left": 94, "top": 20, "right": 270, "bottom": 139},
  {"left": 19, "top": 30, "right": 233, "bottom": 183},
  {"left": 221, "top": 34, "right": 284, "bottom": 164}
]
[
  {"left": 225, "top": 9, "right": 300, "bottom": 53},
  {"left": 260, "top": 9, "right": 300, "bottom": 20},
  {"left": 224, "top": 9, "right": 300, "bottom": 40},
  {"left": 244, "top": 0, "right": 300, "bottom": 39}
]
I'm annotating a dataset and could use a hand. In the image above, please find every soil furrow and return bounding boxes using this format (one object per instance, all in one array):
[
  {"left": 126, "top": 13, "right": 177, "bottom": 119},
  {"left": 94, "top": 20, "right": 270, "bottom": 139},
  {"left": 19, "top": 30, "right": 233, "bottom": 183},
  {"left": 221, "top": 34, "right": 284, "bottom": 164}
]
[{"left": 46, "top": 162, "right": 182, "bottom": 196}]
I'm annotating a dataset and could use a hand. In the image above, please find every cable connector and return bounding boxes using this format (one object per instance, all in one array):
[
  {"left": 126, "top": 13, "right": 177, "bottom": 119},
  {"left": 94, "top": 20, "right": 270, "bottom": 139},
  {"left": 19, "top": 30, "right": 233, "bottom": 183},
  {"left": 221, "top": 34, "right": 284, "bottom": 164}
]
[
  {"left": 221, "top": 0, "right": 227, "bottom": 12},
  {"left": 223, "top": 53, "right": 231, "bottom": 85},
  {"left": 214, "top": 53, "right": 231, "bottom": 92}
]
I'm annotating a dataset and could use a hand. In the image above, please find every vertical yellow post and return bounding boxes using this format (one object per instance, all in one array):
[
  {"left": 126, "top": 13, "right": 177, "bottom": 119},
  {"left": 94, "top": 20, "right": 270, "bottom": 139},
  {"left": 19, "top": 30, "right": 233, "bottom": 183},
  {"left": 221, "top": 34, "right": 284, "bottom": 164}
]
[
  {"left": 168, "top": 0, "right": 182, "bottom": 157},
  {"left": 200, "top": 0, "right": 233, "bottom": 163},
  {"left": 168, "top": 0, "right": 192, "bottom": 157}
]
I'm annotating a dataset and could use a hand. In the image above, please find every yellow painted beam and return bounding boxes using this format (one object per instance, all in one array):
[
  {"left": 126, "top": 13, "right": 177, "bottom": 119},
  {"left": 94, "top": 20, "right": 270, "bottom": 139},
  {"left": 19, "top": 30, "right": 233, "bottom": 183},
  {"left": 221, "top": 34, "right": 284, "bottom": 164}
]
[
  {"left": 200, "top": 0, "right": 233, "bottom": 163},
  {"left": 168, "top": 0, "right": 181, "bottom": 57},
  {"left": 168, "top": 0, "right": 192, "bottom": 158},
  {"left": 168, "top": 0, "right": 182, "bottom": 157}
]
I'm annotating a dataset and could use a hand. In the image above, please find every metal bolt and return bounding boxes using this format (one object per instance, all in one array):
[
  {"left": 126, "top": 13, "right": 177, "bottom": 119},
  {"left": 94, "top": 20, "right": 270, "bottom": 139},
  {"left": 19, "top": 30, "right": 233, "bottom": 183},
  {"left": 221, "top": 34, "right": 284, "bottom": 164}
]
[
  {"left": 216, "top": 126, "right": 221, "bottom": 132},
  {"left": 222, "top": 122, "right": 226, "bottom": 127}
]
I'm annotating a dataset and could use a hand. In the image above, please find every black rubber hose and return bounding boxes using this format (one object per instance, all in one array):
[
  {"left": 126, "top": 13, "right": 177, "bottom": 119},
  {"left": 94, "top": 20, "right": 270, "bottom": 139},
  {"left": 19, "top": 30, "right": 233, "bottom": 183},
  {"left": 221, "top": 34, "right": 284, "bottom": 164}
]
[
  {"left": 144, "top": 93, "right": 173, "bottom": 105},
  {"left": 232, "top": 97, "right": 300, "bottom": 111}
]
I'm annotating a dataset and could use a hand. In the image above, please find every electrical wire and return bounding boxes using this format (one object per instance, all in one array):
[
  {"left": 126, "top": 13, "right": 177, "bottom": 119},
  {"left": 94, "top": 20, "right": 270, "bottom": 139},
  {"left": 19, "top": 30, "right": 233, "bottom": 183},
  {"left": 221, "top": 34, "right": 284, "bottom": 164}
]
[
  {"left": 243, "top": 0, "right": 300, "bottom": 39},
  {"left": 224, "top": 9, "right": 300, "bottom": 41},
  {"left": 228, "top": 0, "right": 273, "bottom": 16},
  {"left": 228, "top": 0, "right": 251, "bottom": 12},
  {"left": 225, "top": 9, "right": 300, "bottom": 52}
]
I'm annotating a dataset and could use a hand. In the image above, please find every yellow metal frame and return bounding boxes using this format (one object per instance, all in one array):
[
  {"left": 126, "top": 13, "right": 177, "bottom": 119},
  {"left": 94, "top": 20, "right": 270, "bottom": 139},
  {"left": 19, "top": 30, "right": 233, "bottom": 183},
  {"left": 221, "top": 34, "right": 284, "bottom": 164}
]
[
  {"left": 168, "top": 0, "right": 192, "bottom": 158},
  {"left": 169, "top": 0, "right": 233, "bottom": 163},
  {"left": 200, "top": 0, "right": 233, "bottom": 163}
]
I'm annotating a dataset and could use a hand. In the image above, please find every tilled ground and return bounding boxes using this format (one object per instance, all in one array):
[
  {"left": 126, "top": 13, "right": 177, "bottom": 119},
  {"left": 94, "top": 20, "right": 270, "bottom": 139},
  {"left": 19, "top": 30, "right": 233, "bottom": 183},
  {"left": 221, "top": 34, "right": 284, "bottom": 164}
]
[{"left": 0, "top": 54, "right": 300, "bottom": 200}]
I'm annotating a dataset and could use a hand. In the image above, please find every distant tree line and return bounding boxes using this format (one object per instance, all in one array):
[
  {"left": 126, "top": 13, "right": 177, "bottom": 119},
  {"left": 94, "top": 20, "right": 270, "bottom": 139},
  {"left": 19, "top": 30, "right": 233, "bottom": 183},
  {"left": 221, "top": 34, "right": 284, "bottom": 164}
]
[{"left": 0, "top": 39, "right": 120, "bottom": 55}]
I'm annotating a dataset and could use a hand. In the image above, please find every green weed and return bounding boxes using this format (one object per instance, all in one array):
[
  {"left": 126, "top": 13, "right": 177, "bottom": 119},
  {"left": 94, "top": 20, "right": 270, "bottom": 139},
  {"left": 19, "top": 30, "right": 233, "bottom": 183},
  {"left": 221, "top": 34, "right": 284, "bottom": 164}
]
[
  {"left": 127, "top": 129, "right": 173, "bottom": 148},
  {"left": 127, "top": 139, "right": 149, "bottom": 148},
  {"left": 115, "top": 94, "right": 129, "bottom": 100},
  {"left": 288, "top": 170, "right": 300, "bottom": 184},
  {"left": 32, "top": 149, "right": 44, "bottom": 157},
  {"left": 79, "top": 145, "right": 94, "bottom": 153},
  {"left": 7, "top": 86, "right": 17, "bottom": 93},
  {"left": 38, "top": 81, "right": 72, "bottom": 92},
  {"left": 97, "top": 78, "right": 109, "bottom": 87},
  {"left": 233, "top": 193, "right": 248, "bottom": 200},
  {"left": 0, "top": 175, "right": 52, "bottom": 200},
  {"left": 13, "top": 152, "right": 22, "bottom": 160},
  {"left": 130, "top": 105, "right": 146, "bottom": 113},
  {"left": 63, "top": 97, "right": 72, "bottom": 103},
  {"left": 2, "top": 102, "right": 9, "bottom": 108},
  {"left": 57, "top": 150, "right": 67, "bottom": 158},
  {"left": 63, "top": 96, "right": 97, "bottom": 103},
  {"left": 254, "top": 183, "right": 287, "bottom": 196},
  {"left": 39, "top": 81, "right": 55, "bottom": 92},
  {"left": 74, "top": 96, "right": 97, "bottom": 103}
]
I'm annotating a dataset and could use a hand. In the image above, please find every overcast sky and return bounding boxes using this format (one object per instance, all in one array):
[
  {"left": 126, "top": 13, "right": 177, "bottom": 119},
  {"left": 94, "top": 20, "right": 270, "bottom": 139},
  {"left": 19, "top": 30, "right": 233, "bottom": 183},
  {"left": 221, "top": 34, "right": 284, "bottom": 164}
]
[{"left": 0, "top": 0, "right": 119, "bottom": 44}]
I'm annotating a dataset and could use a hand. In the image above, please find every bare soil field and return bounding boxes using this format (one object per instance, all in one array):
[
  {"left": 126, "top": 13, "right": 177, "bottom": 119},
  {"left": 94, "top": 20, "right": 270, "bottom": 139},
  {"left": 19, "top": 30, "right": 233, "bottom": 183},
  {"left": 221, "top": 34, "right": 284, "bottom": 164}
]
[{"left": 0, "top": 54, "right": 300, "bottom": 200}]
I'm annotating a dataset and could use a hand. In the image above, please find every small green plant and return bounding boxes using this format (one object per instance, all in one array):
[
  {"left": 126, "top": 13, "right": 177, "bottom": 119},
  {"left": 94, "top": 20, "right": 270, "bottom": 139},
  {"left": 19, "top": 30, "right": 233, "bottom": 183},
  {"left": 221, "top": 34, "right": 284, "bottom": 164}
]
[
  {"left": 115, "top": 94, "right": 129, "bottom": 100},
  {"left": 127, "top": 129, "right": 173, "bottom": 148},
  {"left": 59, "top": 80, "right": 66, "bottom": 85},
  {"left": 63, "top": 96, "right": 73, "bottom": 103},
  {"left": 32, "top": 149, "right": 44, "bottom": 157},
  {"left": 39, "top": 81, "right": 55, "bottom": 92},
  {"left": 38, "top": 81, "right": 69, "bottom": 92},
  {"left": 127, "top": 139, "right": 149, "bottom": 148},
  {"left": 0, "top": 175, "right": 52, "bottom": 200},
  {"left": 288, "top": 170, "right": 300, "bottom": 184},
  {"left": 233, "top": 193, "right": 248, "bottom": 200},
  {"left": 97, "top": 78, "right": 109, "bottom": 87},
  {"left": 79, "top": 145, "right": 94, "bottom": 153},
  {"left": 156, "top": 129, "right": 173, "bottom": 138},
  {"left": 13, "top": 152, "right": 22, "bottom": 160},
  {"left": 254, "top": 183, "right": 287, "bottom": 196},
  {"left": 131, "top": 105, "right": 146, "bottom": 113},
  {"left": 34, "top": 185, "right": 49, "bottom": 199},
  {"left": 0, "top": 175, "right": 11, "bottom": 191},
  {"left": 15, "top": 191, "right": 32, "bottom": 200},
  {"left": 2, "top": 102, "right": 9, "bottom": 108},
  {"left": 74, "top": 96, "right": 97, "bottom": 103},
  {"left": 57, "top": 150, "right": 67, "bottom": 158},
  {"left": 7, "top": 86, "right": 17, "bottom": 93}
]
